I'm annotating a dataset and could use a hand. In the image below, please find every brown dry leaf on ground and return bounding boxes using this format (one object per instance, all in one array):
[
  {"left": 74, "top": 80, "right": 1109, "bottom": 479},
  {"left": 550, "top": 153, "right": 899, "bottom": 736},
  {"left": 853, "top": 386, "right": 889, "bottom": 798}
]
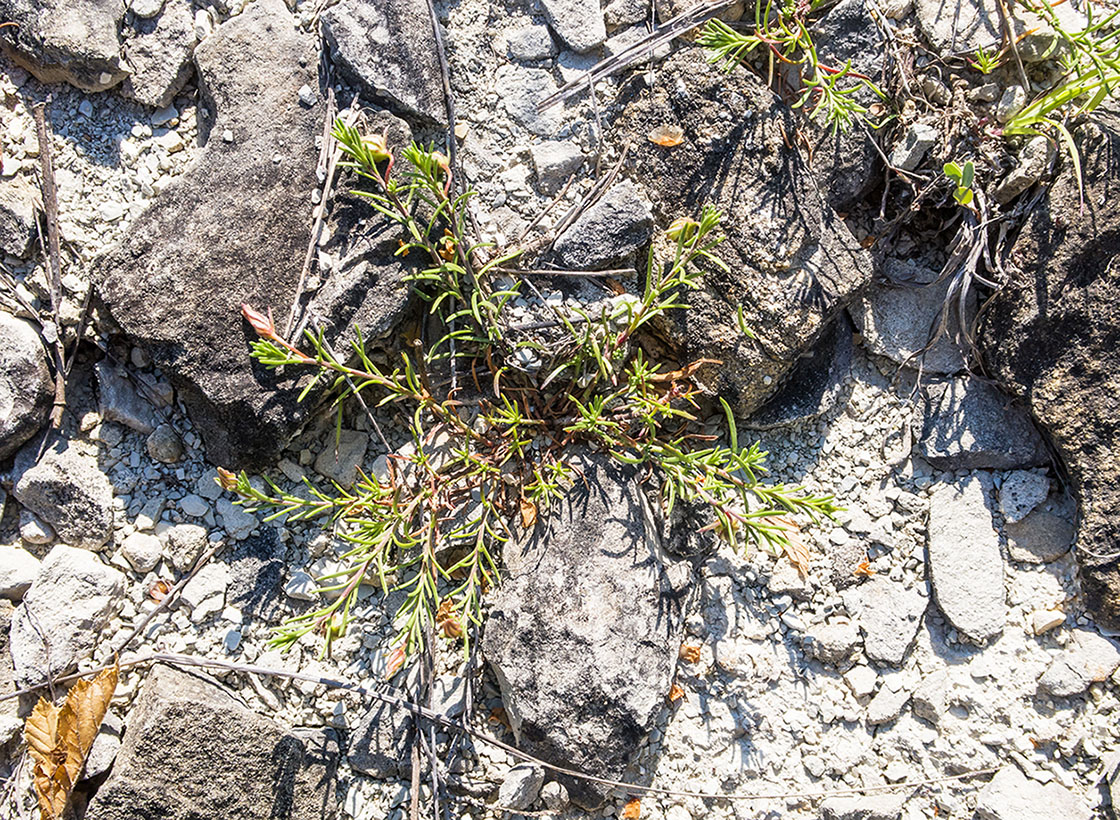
[
  {"left": 25, "top": 663, "right": 119, "bottom": 820},
  {"left": 621, "top": 798, "right": 642, "bottom": 819},
  {"left": 648, "top": 124, "right": 684, "bottom": 147},
  {"left": 775, "top": 517, "right": 811, "bottom": 578},
  {"left": 518, "top": 496, "right": 537, "bottom": 529},
  {"left": 668, "top": 683, "right": 686, "bottom": 703}
]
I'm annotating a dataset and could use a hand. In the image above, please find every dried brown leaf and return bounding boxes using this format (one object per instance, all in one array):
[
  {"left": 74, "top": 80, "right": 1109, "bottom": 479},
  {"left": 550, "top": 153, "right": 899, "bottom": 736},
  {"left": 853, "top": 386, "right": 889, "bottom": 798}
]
[
  {"left": 622, "top": 797, "right": 642, "bottom": 819},
  {"left": 776, "top": 517, "right": 811, "bottom": 578},
  {"left": 25, "top": 663, "right": 118, "bottom": 820},
  {"left": 678, "top": 644, "right": 701, "bottom": 664},
  {"left": 519, "top": 496, "right": 537, "bottom": 529},
  {"left": 668, "top": 683, "right": 685, "bottom": 703},
  {"left": 648, "top": 124, "right": 684, "bottom": 147}
]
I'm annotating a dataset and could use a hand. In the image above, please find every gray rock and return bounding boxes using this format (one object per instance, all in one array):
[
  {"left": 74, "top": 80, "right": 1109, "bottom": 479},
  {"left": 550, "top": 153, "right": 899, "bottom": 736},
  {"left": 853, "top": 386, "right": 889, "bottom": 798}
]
[
  {"left": 19, "top": 508, "right": 55, "bottom": 545},
  {"left": 803, "top": 620, "right": 860, "bottom": 669},
  {"left": 179, "top": 493, "right": 209, "bottom": 518},
  {"left": 999, "top": 471, "right": 1050, "bottom": 524},
  {"left": 911, "top": 669, "right": 951, "bottom": 724},
  {"left": 842, "top": 576, "right": 926, "bottom": 665},
  {"left": 747, "top": 313, "right": 854, "bottom": 429},
  {"left": 1037, "top": 628, "right": 1120, "bottom": 697},
  {"left": 321, "top": 0, "right": 445, "bottom": 125},
  {"left": 146, "top": 422, "right": 184, "bottom": 463},
  {"left": 540, "top": 780, "right": 569, "bottom": 810},
  {"left": 541, "top": 0, "right": 606, "bottom": 53},
  {"left": 347, "top": 701, "right": 409, "bottom": 778},
  {"left": 482, "top": 453, "right": 695, "bottom": 809},
  {"left": 227, "top": 530, "right": 284, "bottom": 621},
  {"left": 496, "top": 65, "right": 565, "bottom": 137},
  {"left": 85, "top": 664, "right": 340, "bottom": 820},
  {"left": 0, "top": 176, "right": 38, "bottom": 258},
  {"left": 927, "top": 475, "right": 1004, "bottom": 642},
  {"left": 978, "top": 107, "right": 1120, "bottom": 631},
  {"left": 0, "top": 0, "right": 127, "bottom": 91},
  {"left": 121, "top": 0, "right": 197, "bottom": 109},
  {"left": 284, "top": 570, "right": 317, "bottom": 601},
  {"left": 179, "top": 561, "right": 227, "bottom": 621},
  {"left": 314, "top": 429, "right": 368, "bottom": 488},
  {"left": 531, "top": 141, "right": 583, "bottom": 193},
  {"left": 850, "top": 257, "right": 972, "bottom": 375},
  {"left": 121, "top": 531, "right": 162, "bottom": 572},
  {"left": 821, "top": 793, "right": 905, "bottom": 820},
  {"left": 553, "top": 180, "right": 653, "bottom": 271},
  {"left": 975, "top": 765, "right": 1090, "bottom": 820},
  {"left": 0, "top": 600, "right": 17, "bottom": 722},
  {"left": 0, "top": 545, "right": 40, "bottom": 599},
  {"left": 507, "top": 23, "right": 556, "bottom": 61},
  {"left": 97, "top": 360, "right": 159, "bottom": 434},
  {"left": 611, "top": 50, "right": 872, "bottom": 417},
  {"left": 94, "top": 0, "right": 330, "bottom": 470},
  {"left": 915, "top": 0, "right": 1083, "bottom": 61},
  {"left": 498, "top": 763, "right": 545, "bottom": 811},
  {"left": 0, "top": 312, "right": 52, "bottom": 460},
  {"left": 994, "top": 85, "right": 1028, "bottom": 125},
  {"left": 604, "top": 0, "right": 647, "bottom": 29},
  {"left": 913, "top": 377, "right": 1049, "bottom": 471},
  {"left": 83, "top": 715, "right": 123, "bottom": 779},
  {"left": 1006, "top": 509, "right": 1074, "bottom": 563},
  {"left": 994, "top": 135, "right": 1054, "bottom": 204},
  {"left": 14, "top": 441, "right": 114, "bottom": 550},
  {"left": 889, "top": 122, "right": 937, "bottom": 172},
  {"left": 806, "top": 0, "right": 885, "bottom": 211},
  {"left": 865, "top": 684, "right": 910, "bottom": 725},
  {"left": 162, "top": 523, "right": 208, "bottom": 571},
  {"left": 129, "top": 0, "right": 163, "bottom": 17},
  {"left": 10, "top": 545, "right": 125, "bottom": 686}
]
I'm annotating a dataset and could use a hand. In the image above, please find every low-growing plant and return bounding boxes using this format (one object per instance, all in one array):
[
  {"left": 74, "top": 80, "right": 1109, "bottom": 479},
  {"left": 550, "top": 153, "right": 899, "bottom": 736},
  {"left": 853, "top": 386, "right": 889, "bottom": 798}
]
[
  {"left": 968, "top": 45, "right": 1003, "bottom": 74},
  {"left": 218, "top": 120, "right": 838, "bottom": 671},
  {"left": 944, "top": 159, "right": 976, "bottom": 207},
  {"left": 698, "top": 1, "right": 886, "bottom": 133}
]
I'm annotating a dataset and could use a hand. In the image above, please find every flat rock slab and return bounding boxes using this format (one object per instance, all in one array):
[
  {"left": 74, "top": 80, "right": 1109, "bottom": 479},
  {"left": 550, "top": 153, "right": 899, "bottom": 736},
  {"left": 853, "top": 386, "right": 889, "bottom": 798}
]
[
  {"left": 975, "top": 765, "right": 1090, "bottom": 820},
  {"left": 0, "top": 0, "right": 127, "bottom": 91},
  {"left": 482, "top": 453, "right": 695, "bottom": 809},
  {"left": 85, "top": 664, "right": 339, "bottom": 820},
  {"left": 979, "top": 107, "right": 1120, "bottom": 631},
  {"left": 842, "top": 575, "right": 927, "bottom": 666},
  {"left": 927, "top": 475, "right": 1005, "bottom": 642},
  {"left": 541, "top": 0, "right": 606, "bottom": 53},
  {"left": 1037, "top": 628, "right": 1120, "bottom": 697},
  {"left": 121, "top": 0, "right": 197, "bottom": 108},
  {"left": 95, "top": 0, "right": 389, "bottom": 470},
  {"left": 610, "top": 50, "right": 871, "bottom": 418},
  {"left": 10, "top": 545, "right": 125, "bottom": 686},
  {"left": 913, "top": 377, "right": 1049, "bottom": 470},
  {"left": 321, "top": 0, "right": 445, "bottom": 125},
  {"left": 0, "top": 312, "right": 52, "bottom": 461}
]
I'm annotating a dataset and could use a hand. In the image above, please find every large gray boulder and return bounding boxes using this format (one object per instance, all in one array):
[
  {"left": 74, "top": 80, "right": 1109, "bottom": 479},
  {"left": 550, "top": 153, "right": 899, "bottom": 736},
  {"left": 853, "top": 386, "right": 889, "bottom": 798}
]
[
  {"left": 0, "top": 0, "right": 127, "bottom": 91},
  {"left": 611, "top": 50, "right": 872, "bottom": 418},
  {"left": 320, "top": 0, "right": 445, "bottom": 126},
  {"left": 13, "top": 440, "right": 114, "bottom": 549},
  {"left": 979, "top": 108, "right": 1120, "bottom": 630},
  {"left": 482, "top": 453, "right": 695, "bottom": 809},
  {"left": 9, "top": 545, "right": 125, "bottom": 686},
  {"left": 96, "top": 0, "right": 413, "bottom": 470},
  {"left": 0, "top": 312, "right": 52, "bottom": 461},
  {"left": 85, "top": 664, "right": 339, "bottom": 820}
]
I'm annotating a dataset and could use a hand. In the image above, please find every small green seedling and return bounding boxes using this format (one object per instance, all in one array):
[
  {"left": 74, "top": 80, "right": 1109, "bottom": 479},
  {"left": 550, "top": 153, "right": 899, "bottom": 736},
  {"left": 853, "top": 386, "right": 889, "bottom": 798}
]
[
  {"left": 968, "top": 46, "right": 1002, "bottom": 74},
  {"left": 944, "top": 160, "right": 976, "bottom": 207}
]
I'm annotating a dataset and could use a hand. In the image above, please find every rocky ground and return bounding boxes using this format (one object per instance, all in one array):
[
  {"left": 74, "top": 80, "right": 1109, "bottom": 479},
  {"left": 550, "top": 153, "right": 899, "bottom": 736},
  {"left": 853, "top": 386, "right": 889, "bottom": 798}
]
[{"left": 1, "top": 0, "right": 1119, "bottom": 819}]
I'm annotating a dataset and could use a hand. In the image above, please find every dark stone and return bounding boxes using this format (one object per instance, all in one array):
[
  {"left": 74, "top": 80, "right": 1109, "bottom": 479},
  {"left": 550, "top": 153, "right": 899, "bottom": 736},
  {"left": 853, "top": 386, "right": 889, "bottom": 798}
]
[
  {"left": 979, "top": 107, "right": 1120, "bottom": 630},
  {"left": 0, "top": 0, "right": 127, "bottom": 92},
  {"left": 746, "top": 313, "right": 854, "bottom": 429},
  {"left": 806, "top": 0, "right": 884, "bottom": 212},
  {"left": 95, "top": 0, "right": 413, "bottom": 470},
  {"left": 912, "top": 376, "right": 1050, "bottom": 471},
  {"left": 13, "top": 440, "right": 114, "bottom": 550},
  {"left": 482, "top": 452, "right": 696, "bottom": 809},
  {"left": 347, "top": 701, "right": 410, "bottom": 778},
  {"left": 320, "top": 0, "right": 446, "bottom": 126},
  {"left": 0, "top": 176, "right": 38, "bottom": 258},
  {"left": 121, "top": 0, "right": 196, "bottom": 109},
  {"left": 228, "top": 529, "right": 284, "bottom": 622},
  {"left": 551, "top": 180, "right": 654, "bottom": 271},
  {"left": 0, "top": 312, "right": 52, "bottom": 461},
  {"left": 85, "top": 664, "right": 340, "bottom": 820},
  {"left": 610, "top": 50, "right": 872, "bottom": 418}
]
